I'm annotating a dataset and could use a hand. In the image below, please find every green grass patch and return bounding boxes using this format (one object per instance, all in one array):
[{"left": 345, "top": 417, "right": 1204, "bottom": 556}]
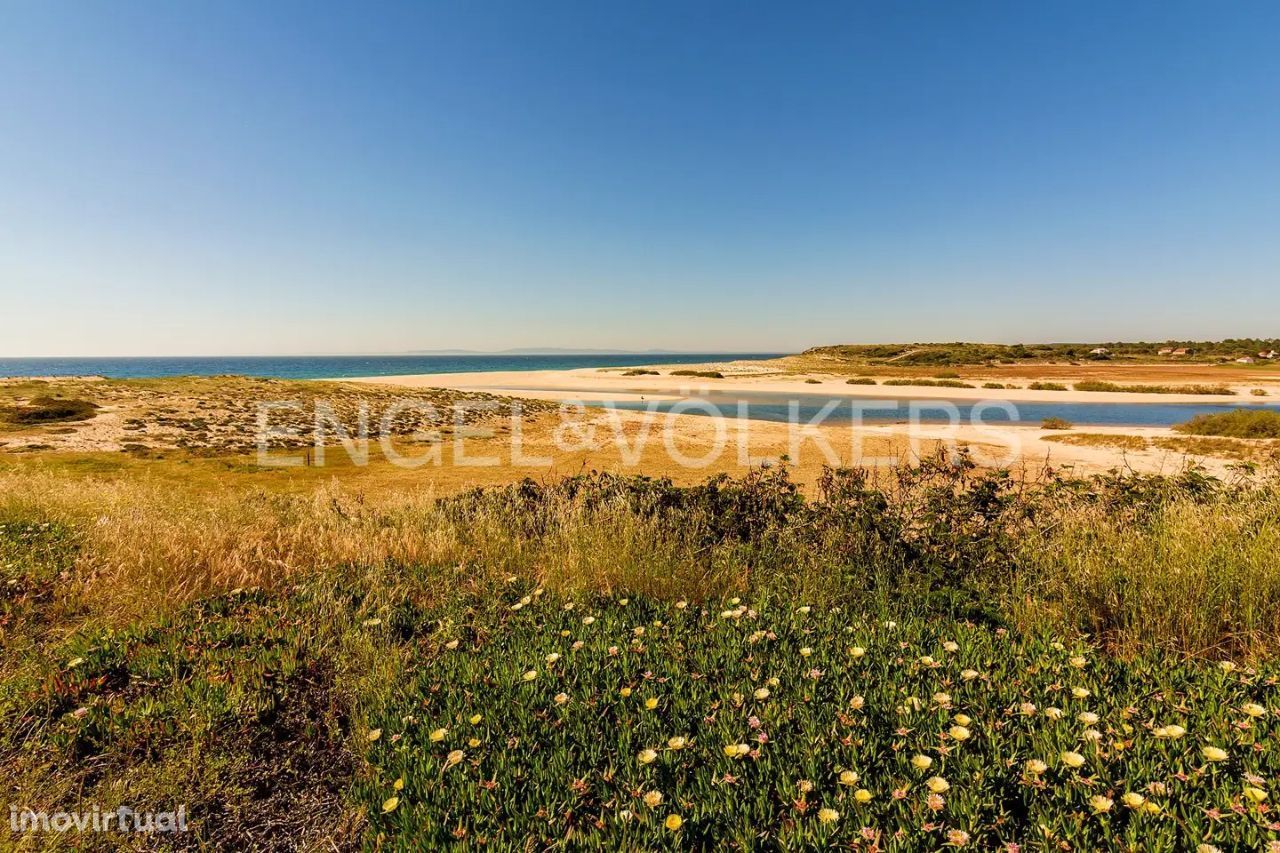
[
  {"left": 1074, "top": 381, "right": 1235, "bottom": 396},
  {"left": 1174, "top": 409, "right": 1280, "bottom": 439},
  {"left": 1027, "top": 382, "right": 1068, "bottom": 392}
]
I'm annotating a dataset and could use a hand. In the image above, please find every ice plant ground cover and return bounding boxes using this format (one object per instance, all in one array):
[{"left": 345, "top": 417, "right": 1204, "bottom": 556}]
[{"left": 358, "top": 589, "right": 1279, "bottom": 850}]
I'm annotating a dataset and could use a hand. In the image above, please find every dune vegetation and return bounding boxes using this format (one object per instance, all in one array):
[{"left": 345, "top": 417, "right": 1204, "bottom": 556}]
[
  {"left": 1175, "top": 409, "right": 1280, "bottom": 439},
  {"left": 2, "top": 457, "right": 1280, "bottom": 848}
]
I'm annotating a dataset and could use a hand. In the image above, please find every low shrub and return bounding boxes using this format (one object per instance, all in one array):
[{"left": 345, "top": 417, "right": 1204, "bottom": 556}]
[
  {"left": 1027, "top": 382, "right": 1067, "bottom": 391},
  {"left": 882, "top": 379, "right": 973, "bottom": 388},
  {"left": 4, "top": 397, "right": 99, "bottom": 425},
  {"left": 1040, "top": 417, "right": 1073, "bottom": 430},
  {"left": 669, "top": 370, "right": 724, "bottom": 379},
  {"left": 1174, "top": 409, "right": 1280, "bottom": 439},
  {"left": 1074, "top": 381, "right": 1235, "bottom": 395},
  {"left": 845, "top": 377, "right": 877, "bottom": 385},
  {"left": 622, "top": 369, "right": 659, "bottom": 376}
]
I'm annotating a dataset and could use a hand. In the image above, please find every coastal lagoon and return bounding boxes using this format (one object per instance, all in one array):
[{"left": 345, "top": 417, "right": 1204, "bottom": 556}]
[{"left": 603, "top": 390, "right": 1280, "bottom": 428}]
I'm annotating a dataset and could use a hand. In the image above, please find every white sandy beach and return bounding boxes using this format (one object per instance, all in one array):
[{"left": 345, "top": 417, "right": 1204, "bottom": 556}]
[{"left": 343, "top": 365, "right": 1270, "bottom": 405}]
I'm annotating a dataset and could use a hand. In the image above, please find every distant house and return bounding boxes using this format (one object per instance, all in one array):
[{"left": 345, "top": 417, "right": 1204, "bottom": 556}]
[
  {"left": 1089, "top": 347, "right": 1109, "bottom": 355},
  {"left": 1236, "top": 357, "right": 1255, "bottom": 364},
  {"left": 1171, "top": 348, "right": 1190, "bottom": 356},
  {"left": 1259, "top": 350, "right": 1277, "bottom": 360},
  {"left": 1157, "top": 348, "right": 1174, "bottom": 355}
]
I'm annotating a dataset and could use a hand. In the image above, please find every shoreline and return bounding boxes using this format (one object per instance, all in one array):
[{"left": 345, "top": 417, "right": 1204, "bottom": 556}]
[{"left": 340, "top": 366, "right": 1273, "bottom": 407}]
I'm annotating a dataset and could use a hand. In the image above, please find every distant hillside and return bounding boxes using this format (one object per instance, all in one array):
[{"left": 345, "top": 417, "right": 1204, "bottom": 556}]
[{"left": 803, "top": 340, "right": 1280, "bottom": 367}]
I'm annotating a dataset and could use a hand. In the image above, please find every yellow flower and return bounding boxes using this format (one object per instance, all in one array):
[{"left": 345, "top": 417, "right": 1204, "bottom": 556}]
[
  {"left": 620, "top": 687, "right": 633, "bottom": 698},
  {"left": 469, "top": 714, "right": 483, "bottom": 725},
  {"left": 1078, "top": 711, "right": 1099, "bottom": 725},
  {"left": 1060, "top": 751, "right": 1086, "bottom": 769},
  {"left": 849, "top": 646, "right": 866, "bottom": 659},
  {"left": 1143, "top": 801, "right": 1161, "bottom": 815},
  {"left": 522, "top": 670, "right": 538, "bottom": 682},
  {"left": 667, "top": 735, "right": 687, "bottom": 750},
  {"left": 644, "top": 697, "right": 659, "bottom": 710},
  {"left": 919, "top": 655, "right": 936, "bottom": 666},
  {"left": 1202, "top": 745, "right": 1229, "bottom": 763},
  {"left": 800, "top": 647, "right": 813, "bottom": 657},
  {"left": 953, "top": 713, "right": 972, "bottom": 727},
  {"left": 1121, "top": 792, "right": 1145, "bottom": 809},
  {"left": 1242, "top": 702, "right": 1266, "bottom": 718},
  {"left": 797, "top": 779, "right": 814, "bottom": 793},
  {"left": 582, "top": 616, "right": 596, "bottom": 625},
  {"left": 554, "top": 692, "right": 569, "bottom": 706},
  {"left": 1071, "top": 687, "right": 1091, "bottom": 699},
  {"left": 1044, "top": 707, "right": 1063, "bottom": 720},
  {"left": 854, "top": 788, "right": 873, "bottom": 804},
  {"left": 1025, "top": 759, "right": 1048, "bottom": 775},
  {"left": 838, "top": 770, "right": 859, "bottom": 786},
  {"left": 643, "top": 791, "right": 663, "bottom": 808},
  {"left": 1244, "top": 786, "right": 1267, "bottom": 803},
  {"left": 1089, "top": 795, "right": 1113, "bottom": 813},
  {"left": 467, "top": 737, "right": 481, "bottom": 748},
  {"left": 925, "top": 776, "right": 949, "bottom": 794},
  {"left": 366, "top": 729, "right": 382, "bottom": 742},
  {"left": 381, "top": 796, "right": 399, "bottom": 813},
  {"left": 444, "top": 749, "right": 464, "bottom": 769},
  {"left": 664, "top": 814, "right": 683, "bottom": 831},
  {"left": 817, "top": 807, "right": 839, "bottom": 824},
  {"left": 1069, "top": 655, "right": 1087, "bottom": 669},
  {"left": 545, "top": 652, "right": 561, "bottom": 664},
  {"left": 1154, "top": 723, "right": 1186, "bottom": 739},
  {"left": 911, "top": 754, "right": 933, "bottom": 771},
  {"left": 429, "top": 727, "right": 447, "bottom": 742},
  {"left": 933, "top": 692, "right": 952, "bottom": 707},
  {"left": 637, "top": 749, "right": 658, "bottom": 765},
  {"left": 754, "top": 687, "right": 771, "bottom": 701},
  {"left": 1219, "top": 660, "right": 1236, "bottom": 672},
  {"left": 949, "top": 725, "right": 971, "bottom": 742},
  {"left": 797, "top": 605, "right": 811, "bottom": 614},
  {"left": 444, "top": 639, "right": 459, "bottom": 649},
  {"left": 943, "top": 640, "right": 960, "bottom": 652},
  {"left": 960, "top": 669, "right": 979, "bottom": 681},
  {"left": 1019, "top": 702, "right": 1037, "bottom": 716},
  {"left": 675, "top": 600, "right": 688, "bottom": 609},
  {"left": 393, "top": 777, "right": 405, "bottom": 791},
  {"left": 724, "top": 743, "right": 750, "bottom": 758}
]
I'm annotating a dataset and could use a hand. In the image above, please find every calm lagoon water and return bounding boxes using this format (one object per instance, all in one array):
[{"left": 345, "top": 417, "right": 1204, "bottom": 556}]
[
  {"left": 0, "top": 354, "right": 783, "bottom": 381},
  {"left": 604, "top": 391, "right": 1280, "bottom": 428}
]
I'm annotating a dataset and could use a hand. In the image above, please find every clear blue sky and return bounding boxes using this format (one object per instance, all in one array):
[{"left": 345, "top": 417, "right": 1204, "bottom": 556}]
[{"left": 2, "top": 1, "right": 1278, "bottom": 356}]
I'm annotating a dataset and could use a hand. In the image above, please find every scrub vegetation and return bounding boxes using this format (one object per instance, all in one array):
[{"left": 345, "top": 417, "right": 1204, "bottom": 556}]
[{"left": 2, "top": 458, "right": 1280, "bottom": 848}]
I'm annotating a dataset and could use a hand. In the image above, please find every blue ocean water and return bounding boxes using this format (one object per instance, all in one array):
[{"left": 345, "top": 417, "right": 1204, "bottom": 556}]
[{"left": 0, "top": 353, "right": 783, "bottom": 380}]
